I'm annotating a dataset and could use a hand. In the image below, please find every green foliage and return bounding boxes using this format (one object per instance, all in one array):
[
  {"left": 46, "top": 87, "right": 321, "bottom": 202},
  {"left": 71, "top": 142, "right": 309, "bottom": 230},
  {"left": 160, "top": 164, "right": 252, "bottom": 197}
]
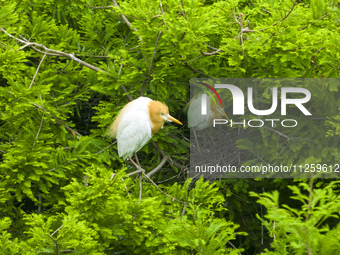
[
  {"left": 163, "top": 203, "right": 244, "bottom": 255},
  {"left": 251, "top": 180, "right": 340, "bottom": 254},
  {"left": 23, "top": 213, "right": 102, "bottom": 254},
  {"left": 61, "top": 168, "right": 244, "bottom": 254},
  {"left": 0, "top": 218, "right": 21, "bottom": 254},
  {"left": 1, "top": 0, "right": 340, "bottom": 253}
]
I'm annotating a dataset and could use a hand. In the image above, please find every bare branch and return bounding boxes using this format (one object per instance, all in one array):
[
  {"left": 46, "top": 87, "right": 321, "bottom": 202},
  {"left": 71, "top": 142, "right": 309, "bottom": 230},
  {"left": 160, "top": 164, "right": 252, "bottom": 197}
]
[
  {"left": 159, "top": 1, "right": 164, "bottom": 13},
  {"left": 86, "top": 5, "right": 113, "bottom": 9},
  {"left": 203, "top": 42, "right": 221, "bottom": 52},
  {"left": 112, "top": 0, "right": 137, "bottom": 32},
  {"left": 200, "top": 49, "right": 221, "bottom": 56},
  {"left": 128, "top": 169, "right": 144, "bottom": 176},
  {"left": 0, "top": 27, "right": 133, "bottom": 101},
  {"left": 146, "top": 156, "right": 169, "bottom": 177},
  {"left": 51, "top": 224, "right": 64, "bottom": 237},
  {"left": 258, "top": 2, "right": 296, "bottom": 32},
  {"left": 151, "top": 141, "right": 186, "bottom": 170}
]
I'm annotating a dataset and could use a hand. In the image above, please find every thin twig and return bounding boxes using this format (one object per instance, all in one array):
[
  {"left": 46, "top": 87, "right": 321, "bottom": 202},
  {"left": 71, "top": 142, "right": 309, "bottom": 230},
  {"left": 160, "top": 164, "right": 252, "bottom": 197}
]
[
  {"left": 48, "top": 159, "right": 79, "bottom": 172},
  {"left": 51, "top": 224, "right": 64, "bottom": 237},
  {"left": 311, "top": 47, "right": 325, "bottom": 70},
  {"left": 139, "top": 174, "right": 143, "bottom": 202},
  {"left": 110, "top": 168, "right": 144, "bottom": 180},
  {"left": 141, "top": 31, "right": 162, "bottom": 96},
  {"left": 87, "top": 5, "right": 113, "bottom": 9},
  {"left": 200, "top": 49, "right": 221, "bottom": 56},
  {"left": 258, "top": 2, "right": 296, "bottom": 32},
  {"left": 261, "top": 9, "right": 271, "bottom": 14},
  {"left": 82, "top": 55, "right": 111, "bottom": 58},
  {"left": 233, "top": 13, "right": 244, "bottom": 48},
  {"left": 31, "top": 103, "right": 82, "bottom": 137},
  {"left": 96, "top": 141, "right": 116, "bottom": 154},
  {"left": 33, "top": 114, "right": 44, "bottom": 148},
  {"left": 143, "top": 173, "right": 186, "bottom": 203},
  {"left": 183, "top": 60, "right": 211, "bottom": 78},
  {"left": 298, "top": 13, "right": 330, "bottom": 31},
  {"left": 149, "top": 31, "right": 162, "bottom": 78},
  {"left": 306, "top": 177, "right": 314, "bottom": 221},
  {"left": 263, "top": 126, "right": 314, "bottom": 143},
  {"left": 263, "top": 126, "right": 292, "bottom": 140},
  {"left": 151, "top": 141, "right": 186, "bottom": 170},
  {"left": 109, "top": 163, "right": 186, "bottom": 204},
  {"left": 127, "top": 45, "right": 140, "bottom": 51},
  {"left": 203, "top": 42, "right": 222, "bottom": 52},
  {"left": 29, "top": 50, "right": 48, "bottom": 89},
  {"left": 188, "top": 54, "right": 203, "bottom": 62},
  {"left": 84, "top": 174, "right": 88, "bottom": 187},
  {"left": 38, "top": 193, "right": 42, "bottom": 214},
  {"left": 181, "top": 202, "right": 188, "bottom": 215},
  {"left": 112, "top": 0, "right": 137, "bottom": 32},
  {"left": 128, "top": 169, "right": 145, "bottom": 176}
]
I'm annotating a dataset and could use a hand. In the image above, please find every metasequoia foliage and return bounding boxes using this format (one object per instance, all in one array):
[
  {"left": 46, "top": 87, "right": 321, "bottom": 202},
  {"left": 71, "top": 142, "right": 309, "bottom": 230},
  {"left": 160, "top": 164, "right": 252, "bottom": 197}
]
[{"left": 1, "top": 0, "right": 340, "bottom": 254}]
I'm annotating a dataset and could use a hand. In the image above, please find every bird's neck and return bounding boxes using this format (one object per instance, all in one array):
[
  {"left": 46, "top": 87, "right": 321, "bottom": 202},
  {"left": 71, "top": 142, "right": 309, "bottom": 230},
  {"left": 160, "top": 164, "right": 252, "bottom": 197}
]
[{"left": 151, "top": 121, "right": 164, "bottom": 135}]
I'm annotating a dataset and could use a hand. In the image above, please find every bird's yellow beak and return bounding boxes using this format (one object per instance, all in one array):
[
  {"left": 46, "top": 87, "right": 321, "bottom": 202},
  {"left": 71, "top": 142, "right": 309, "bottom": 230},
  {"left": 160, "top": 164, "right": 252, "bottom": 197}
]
[
  {"left": 218, "top": 108, "right": 230, "bottom": 121},
  {"left": 167, "top": 115, "right": 183, "bottom": 125}
]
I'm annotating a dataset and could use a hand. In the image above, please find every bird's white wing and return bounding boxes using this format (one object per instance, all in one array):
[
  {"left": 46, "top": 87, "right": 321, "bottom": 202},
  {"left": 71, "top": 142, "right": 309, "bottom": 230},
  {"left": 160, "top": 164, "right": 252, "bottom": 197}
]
[
  {"left": 188, "top": 96, "right": 212, "bottom": 130},
  {"left": 116, "top": 109, "right": 152, "bottom": 160}
]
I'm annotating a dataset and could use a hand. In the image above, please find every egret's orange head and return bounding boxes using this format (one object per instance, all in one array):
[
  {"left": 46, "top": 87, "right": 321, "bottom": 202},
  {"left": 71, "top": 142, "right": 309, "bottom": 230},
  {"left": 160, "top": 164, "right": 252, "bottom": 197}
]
[{"left": 148, "top": 101, "right": 182, "bottom": 134}]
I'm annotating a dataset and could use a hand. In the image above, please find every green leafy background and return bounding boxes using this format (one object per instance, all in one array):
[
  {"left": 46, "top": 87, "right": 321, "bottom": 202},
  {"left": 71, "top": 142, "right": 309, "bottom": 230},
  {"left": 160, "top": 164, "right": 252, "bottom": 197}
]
[{"left": 1, "top": 0, "right": 340, "bottom": 254}]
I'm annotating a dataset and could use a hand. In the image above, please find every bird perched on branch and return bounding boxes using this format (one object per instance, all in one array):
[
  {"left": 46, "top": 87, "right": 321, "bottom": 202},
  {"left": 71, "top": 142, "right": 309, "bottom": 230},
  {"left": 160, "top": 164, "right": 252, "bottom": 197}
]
[
  {"left": 187, "top": 83, "right": 229, "bottom": 152},
  {"left": 108, "top": 97, "right": 182, "bottom": 160},
  {"left": 188, "top": 83, "right": 229, "bottom": 130}
]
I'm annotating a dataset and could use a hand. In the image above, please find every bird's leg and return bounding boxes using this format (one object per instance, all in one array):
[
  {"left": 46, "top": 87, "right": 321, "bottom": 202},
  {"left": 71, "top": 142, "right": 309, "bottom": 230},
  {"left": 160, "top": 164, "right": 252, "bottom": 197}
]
[
  {"left": 204, "top": 129, "right": 214, "bottom": 144},
  {"left": 134, "top": 153, "right": 143, "bottom": 202},
  {"left": 134, "top": 152, "right": 141, "bottom": 167},
  {"left": 128, "top": 156, "right": 141, "bottom": 169},
  {"left": 193, "top": 127, "right": 201, "bottom": 153},
  {"left": 128, "top": 155, "right": 143, "bottom": 203}
]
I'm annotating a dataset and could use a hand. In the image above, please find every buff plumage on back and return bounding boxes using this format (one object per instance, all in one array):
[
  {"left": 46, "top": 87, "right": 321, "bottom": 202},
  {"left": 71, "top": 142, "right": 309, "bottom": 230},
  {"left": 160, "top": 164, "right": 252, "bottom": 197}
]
[{"left": 108, "top": 101, "right": 133, "bottom": 138}]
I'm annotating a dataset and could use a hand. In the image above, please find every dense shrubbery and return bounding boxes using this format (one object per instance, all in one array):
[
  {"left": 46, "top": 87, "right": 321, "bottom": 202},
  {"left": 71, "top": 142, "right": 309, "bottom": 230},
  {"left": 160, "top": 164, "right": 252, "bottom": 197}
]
[{"left": 1, "top": 0, "right": 340, "bottom": 254}]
